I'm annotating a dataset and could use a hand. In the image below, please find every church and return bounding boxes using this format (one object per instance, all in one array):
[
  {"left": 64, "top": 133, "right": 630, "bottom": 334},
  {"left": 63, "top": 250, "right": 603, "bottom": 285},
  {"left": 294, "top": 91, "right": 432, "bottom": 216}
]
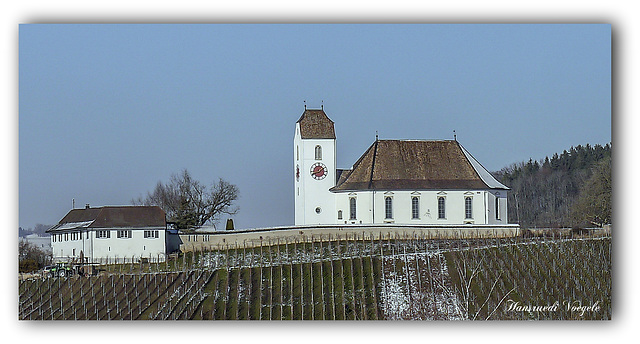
[{"left": 294, "top": 108, "right": 510, "bottom": 226}]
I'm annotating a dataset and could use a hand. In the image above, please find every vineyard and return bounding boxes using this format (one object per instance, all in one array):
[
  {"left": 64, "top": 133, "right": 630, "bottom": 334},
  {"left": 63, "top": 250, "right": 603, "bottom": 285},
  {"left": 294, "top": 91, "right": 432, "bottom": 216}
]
[{"left": 19, "top": 232, "right": 611, "bottom": 320}]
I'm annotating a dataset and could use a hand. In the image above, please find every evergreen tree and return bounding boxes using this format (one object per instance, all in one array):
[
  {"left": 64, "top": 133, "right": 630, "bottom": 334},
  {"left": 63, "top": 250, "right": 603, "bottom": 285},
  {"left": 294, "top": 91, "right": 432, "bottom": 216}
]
[{"left": 493, "top": 142, "right": 611, "bottom": 228}]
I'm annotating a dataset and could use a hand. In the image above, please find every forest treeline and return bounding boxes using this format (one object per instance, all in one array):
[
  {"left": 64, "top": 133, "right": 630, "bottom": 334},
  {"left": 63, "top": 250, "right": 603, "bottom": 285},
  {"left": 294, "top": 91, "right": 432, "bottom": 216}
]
[{"left": 492, "top": 143, "right": 611, "bottom": 228}]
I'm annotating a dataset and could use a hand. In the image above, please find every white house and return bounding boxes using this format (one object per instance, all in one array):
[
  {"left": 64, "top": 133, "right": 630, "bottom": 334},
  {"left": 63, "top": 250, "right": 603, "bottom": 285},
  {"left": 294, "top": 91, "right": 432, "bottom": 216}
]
[
  {"left": 294, "top": 108, "right": 510, "bottom": 226},
  {"left": 47, "top": 205, "right": 169, "bottom": 263}
]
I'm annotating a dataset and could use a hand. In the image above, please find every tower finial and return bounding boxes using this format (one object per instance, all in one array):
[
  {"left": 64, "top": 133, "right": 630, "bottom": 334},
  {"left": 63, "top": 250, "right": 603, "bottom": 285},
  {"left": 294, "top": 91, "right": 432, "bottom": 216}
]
[
  {"left": 453, "top": 130, "right": 457, "bottom": 141},
  {"left": 304, "top": 100, "right": 306, "bottom": 110},
  {"left": 375, "top": 130, "right": 379, "bottom": 141},
  {"left": 321, "top": 100, "right": 323, "bottom": 110}
]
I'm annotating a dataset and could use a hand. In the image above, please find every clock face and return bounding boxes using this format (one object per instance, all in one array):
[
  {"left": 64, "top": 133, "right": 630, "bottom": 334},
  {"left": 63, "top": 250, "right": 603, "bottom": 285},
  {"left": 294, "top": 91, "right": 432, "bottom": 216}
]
[{"left": 310, "top": 162, "right": 328, "bottom": 180}]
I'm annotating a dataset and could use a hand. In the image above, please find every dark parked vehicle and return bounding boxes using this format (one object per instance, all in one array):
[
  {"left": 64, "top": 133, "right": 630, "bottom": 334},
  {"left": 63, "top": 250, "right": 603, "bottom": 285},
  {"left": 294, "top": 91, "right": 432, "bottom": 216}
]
[{"left": 43, "top": 262, "right": 74, "bottom": 277}]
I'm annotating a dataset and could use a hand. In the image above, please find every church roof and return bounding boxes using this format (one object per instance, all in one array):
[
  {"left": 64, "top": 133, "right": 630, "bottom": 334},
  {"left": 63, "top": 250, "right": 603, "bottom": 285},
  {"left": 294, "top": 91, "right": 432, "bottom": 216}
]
[
  {"left": 296, "top": 108, "right": 336, "bottom": 139},
  {"left": 47, "top": 206, "right": 166, "bottom": 232},
  {"left": 330, "top": 140, "right": 509, "bottom": 192}
]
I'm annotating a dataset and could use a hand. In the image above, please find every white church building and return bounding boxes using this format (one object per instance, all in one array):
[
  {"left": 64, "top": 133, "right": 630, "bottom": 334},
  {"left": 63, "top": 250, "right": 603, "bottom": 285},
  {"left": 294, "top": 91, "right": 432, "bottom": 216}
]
[{"left": 294, "top": 108, "right": 510, "bottom": 226}]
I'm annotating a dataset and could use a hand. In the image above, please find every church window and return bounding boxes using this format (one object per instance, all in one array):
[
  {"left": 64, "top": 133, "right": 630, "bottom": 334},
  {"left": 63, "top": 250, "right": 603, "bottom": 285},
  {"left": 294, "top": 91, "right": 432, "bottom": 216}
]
[
  {"left": 338, "top": 210, "right": 343, "bottom": 220},
  {"left": 438, "top": 197, "right": 446, "bottom": 219},
  {"left": 349, "top": 198, "right": 357, "bottom": 220},
  {"left": 315, "top": 145, "right": 322, "bottom": 160},
  {"left": 495, "top": 196, "right": 501, "bottom": 220},
  {"left": 465, "top": 197, "right": 473, "bottom": 219},
  {"left": 411, "top": 197, "right": 420, "bottom": 219},
  {"left": 296, "top": 146, "right": 299, "bottom": 161},
  {"left": 385, "top": 197, "right": 393, "bottom": 219}
]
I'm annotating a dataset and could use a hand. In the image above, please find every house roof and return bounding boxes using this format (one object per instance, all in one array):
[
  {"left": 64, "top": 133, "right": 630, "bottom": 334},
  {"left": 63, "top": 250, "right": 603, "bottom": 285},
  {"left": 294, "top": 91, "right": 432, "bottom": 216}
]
[
  {"left": 296, "top": 108, "right": 336, "bottom": 139},
  {"left": 330, "top": 139, "right": 509, "bottom": 192},
  {"left": 47, "top": 206, "right": 166, "bottom": 232}
]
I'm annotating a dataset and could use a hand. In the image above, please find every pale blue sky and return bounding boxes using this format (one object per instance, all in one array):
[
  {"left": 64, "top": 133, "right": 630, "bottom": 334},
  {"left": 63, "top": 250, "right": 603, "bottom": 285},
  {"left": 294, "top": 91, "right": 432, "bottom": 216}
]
[{"left": 19, "top": 24, "right": 611, "bottom": 230}]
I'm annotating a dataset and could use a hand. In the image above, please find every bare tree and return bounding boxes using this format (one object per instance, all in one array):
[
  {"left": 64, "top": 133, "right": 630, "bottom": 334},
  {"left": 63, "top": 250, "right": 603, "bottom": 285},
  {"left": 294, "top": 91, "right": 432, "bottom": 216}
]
[
  {"left": 571, "top": 156, "right": 611, "bottom": 227},
  {"left": 133, "top": 169, "right": 239, "bottom": 230},
  {"left": 19, "top": 240, "right": 52, "bottom": 272}
]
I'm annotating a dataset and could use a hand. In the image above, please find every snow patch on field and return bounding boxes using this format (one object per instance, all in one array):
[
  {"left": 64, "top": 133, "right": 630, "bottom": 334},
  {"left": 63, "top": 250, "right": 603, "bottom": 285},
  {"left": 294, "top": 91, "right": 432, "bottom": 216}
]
[{"left": 379, "top": 253, "right": 465, "bottom": 320}]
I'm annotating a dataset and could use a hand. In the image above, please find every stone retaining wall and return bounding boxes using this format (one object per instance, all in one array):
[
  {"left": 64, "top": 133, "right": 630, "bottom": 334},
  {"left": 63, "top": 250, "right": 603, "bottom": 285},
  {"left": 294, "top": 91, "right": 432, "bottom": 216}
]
[{"left": 177, "top": 225, "right": 521, "bottom": 251}]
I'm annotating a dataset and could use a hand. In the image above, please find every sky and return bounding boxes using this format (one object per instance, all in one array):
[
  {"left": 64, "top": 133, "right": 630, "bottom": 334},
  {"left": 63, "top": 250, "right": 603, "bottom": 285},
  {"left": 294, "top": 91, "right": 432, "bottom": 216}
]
[{"left": 18, "top": 24, "right": 611, "bottom": 231}]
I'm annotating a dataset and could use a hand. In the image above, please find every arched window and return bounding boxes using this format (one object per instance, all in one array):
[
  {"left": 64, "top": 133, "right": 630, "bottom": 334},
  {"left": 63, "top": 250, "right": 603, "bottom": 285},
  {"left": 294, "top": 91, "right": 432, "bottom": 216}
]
[
  {"left": 438, "top": 197, "right": 446, "bottom": 219},
  {"left": 315, "top": 145, "right": 322, "bottom": 160},
  {"left": 495, "top": 196, "right": 501, "bottom": 220},
  {"left": 337, "top": 210, "right": 343, "bottom": 220},
  {"left": 296, "top": 146, "right": 299, "bottom": 161},
  {"left": 411, "top": 197, "right": 420, "bottom": 219},
  {"left": 465, "top": 197, "right": 473, "bottom": 219},
  {"left": 385, "top": 197, "right": 393, "bottom": 219},
  {"left": 349, "top": 198, "right": 357, "bottom": 220}
]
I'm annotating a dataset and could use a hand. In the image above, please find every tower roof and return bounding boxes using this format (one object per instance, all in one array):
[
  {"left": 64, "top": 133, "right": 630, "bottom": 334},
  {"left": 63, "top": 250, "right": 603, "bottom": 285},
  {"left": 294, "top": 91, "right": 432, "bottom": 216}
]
[
  {"left": 330, "top": 140, "right": 509, "bottom": 192},
  {"left": 296, "top": 108, "right": 336, "bottom": 139}
]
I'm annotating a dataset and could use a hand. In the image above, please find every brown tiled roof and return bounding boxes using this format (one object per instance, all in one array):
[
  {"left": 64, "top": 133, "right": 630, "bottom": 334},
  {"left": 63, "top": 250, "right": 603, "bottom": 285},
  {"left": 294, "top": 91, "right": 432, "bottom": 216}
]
[
  {"left": 331, "top": 140, "right": 499, "bottom": 191},
  {"left": 49, "top": 206, "right": 166, "bottom": 231},
  {"left": 336, "top": 169, "right": 352, "bottom": 185},
  {"left": 296, "top": 109, "right": 336, "bottom": 139},
  {"left": 56, "top": 208, "right": 102, "bottom": 223}
]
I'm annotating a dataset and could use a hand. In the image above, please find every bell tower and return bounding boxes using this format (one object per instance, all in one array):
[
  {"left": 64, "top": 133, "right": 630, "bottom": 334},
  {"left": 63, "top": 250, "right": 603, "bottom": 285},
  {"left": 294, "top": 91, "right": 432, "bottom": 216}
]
[{"left": 294, "top": 107, "right": 337, "bottom": 225}]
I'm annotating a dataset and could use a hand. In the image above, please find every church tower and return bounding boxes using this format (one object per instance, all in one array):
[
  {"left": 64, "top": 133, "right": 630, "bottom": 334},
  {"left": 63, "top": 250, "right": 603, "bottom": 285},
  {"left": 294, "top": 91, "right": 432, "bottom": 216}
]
[{"left": 294, "top": 107, "right": 337, "bottom": 225}]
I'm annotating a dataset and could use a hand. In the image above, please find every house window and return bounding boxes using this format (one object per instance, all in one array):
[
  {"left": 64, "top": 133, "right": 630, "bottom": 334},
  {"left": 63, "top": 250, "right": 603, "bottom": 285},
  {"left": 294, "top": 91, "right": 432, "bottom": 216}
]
[
  {"left": 96, "top": 230, "right": 110, "bottom": 239},
  {"left": 465, "top": 197, "right": 473, "bottom": 219},
  {"left": 338, "top": 210, "right": 343, "bottom": 220},
  {"left": 315, "top": 145, "right": 322, "bottom": 160},
  {"left": 349, "top": 198, "right": 357, "bottom": 220},
  {"left": 52, "top": 235, "right": 56, "bottom": 242},
  {"left": 495, "top": 197, "right": 501, "bottom": 220},
  {"left": 385, "top": 197, "right": 393, "bottom": 219},
  {"left": 438, "top": 197, "right": 446, "bottom": 219},
  {"left": 411, "top": 197, "right": 420, "bottom": 219},
  {"left": 64, "top": 233, "right": 69, "bottom": 241},
  {"left": 117, "top": 230, "right": 132, "bottom": 239},
  {"left": 144, "top": 230, "right": 159, "bottom": 239}
]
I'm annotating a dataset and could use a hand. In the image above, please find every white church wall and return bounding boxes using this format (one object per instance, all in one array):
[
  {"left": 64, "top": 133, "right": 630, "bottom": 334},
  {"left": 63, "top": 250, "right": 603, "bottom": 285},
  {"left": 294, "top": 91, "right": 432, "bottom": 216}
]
[
  {"left": 487, "top": 191, "right": 508, "bottom": 225},
  {"left": 335, "top": 192, "right": 373, "bottom": 224},
  {"left": 334, "top": 189, "right": 507, "bottom": 225}
]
